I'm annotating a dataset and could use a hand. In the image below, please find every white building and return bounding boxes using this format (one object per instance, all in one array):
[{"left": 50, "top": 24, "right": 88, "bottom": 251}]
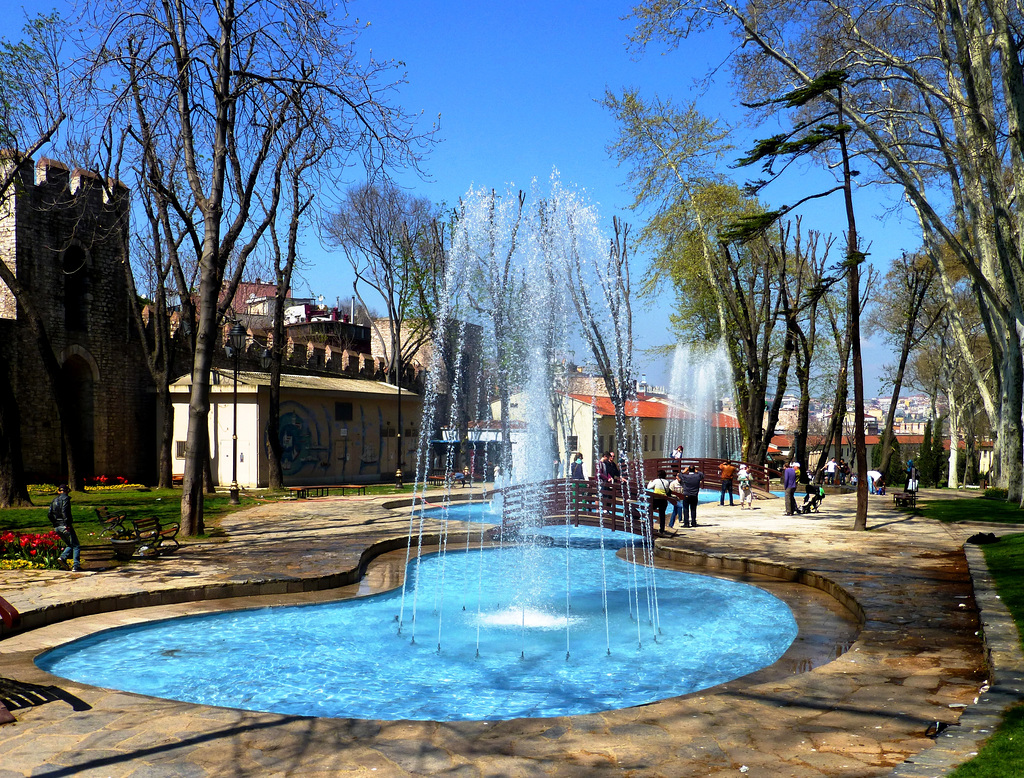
[{"left": 169, "top": 370, "right": 421, "bottom": 487}]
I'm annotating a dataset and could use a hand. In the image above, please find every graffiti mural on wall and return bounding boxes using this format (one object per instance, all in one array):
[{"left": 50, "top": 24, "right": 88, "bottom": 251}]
[
  {"left": 358, "top": 405, "right": 381, "bottom": 475},
  {"left": 276, "top": 401, "right": 333, "bottom": 477}
]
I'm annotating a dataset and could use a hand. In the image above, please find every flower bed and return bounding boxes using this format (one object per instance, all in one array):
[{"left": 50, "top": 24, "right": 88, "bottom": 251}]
[{"left": 0, "top": 530, "right": 63, "bottom": 570}]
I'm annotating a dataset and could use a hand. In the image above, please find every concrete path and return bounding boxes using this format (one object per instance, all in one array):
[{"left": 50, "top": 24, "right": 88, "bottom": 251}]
[{"left": 0, "top": 488, "right": 1019, "bottom": 777}]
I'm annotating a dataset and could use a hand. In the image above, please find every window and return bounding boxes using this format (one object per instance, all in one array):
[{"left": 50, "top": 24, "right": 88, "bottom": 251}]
[
  {"left": 598, "top": 436, "right": 604, "bottom": 454},
  {"left": 175, "top": 440, "right": 186, "bottom": 459},
  {"left": 566, "top": 435, "right": 579, "bottom": 452},
  {"left": 659, "top": 435, "right": 664, "bottom": 452},
  {"left": 644, "top": 435, "right": 649, "bottom": 452},
  {"left": 335, "top": 402, "right": 353, "bottom": 421},
  {"left": 63, "top": 246, "right": 90, "bottom": 331},
  {"left": 609, "top": 435, "right": 615, "bottom": 452}
]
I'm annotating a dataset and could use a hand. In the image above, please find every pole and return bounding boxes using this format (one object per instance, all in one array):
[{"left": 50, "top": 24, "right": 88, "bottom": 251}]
[
  {"left": 396, "top": 347, "right": 403, "bottom": 488},
  {"left": 230, "top": 346, "right": 240, "bottom": 505}
]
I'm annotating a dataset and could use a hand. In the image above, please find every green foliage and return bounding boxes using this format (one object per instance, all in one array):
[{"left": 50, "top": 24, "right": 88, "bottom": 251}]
[
  {"left": 0, "top": 13, "right": 63, "bottom": 148},
  {"left": 984, "top": 487, "right": 1009, "bottom": 500},
  {"left": 918, "top": 420, "right": 937, "bottom": 487},
  {"left": 718, "top": 209, "right": 785, "bottom": 243},
  {"left": 931, "top": 415, "right": 947, "bottom": 485},
  {"left": 871, "top": 436, "right": 904, "bottom": 485}
]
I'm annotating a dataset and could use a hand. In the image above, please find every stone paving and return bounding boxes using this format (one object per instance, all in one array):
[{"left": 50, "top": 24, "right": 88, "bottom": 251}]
[{"left": 0, "top": 488, "right": 1020, "bottom": 777}]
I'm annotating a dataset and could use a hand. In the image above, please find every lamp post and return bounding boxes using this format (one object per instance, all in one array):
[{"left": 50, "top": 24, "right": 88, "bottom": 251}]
[{"left": 225, "top": 322, "right": 247, "bottom": 505}]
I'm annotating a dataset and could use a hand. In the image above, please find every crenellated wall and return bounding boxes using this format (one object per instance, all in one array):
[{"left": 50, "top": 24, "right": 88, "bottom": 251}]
[{"left": 0, "top": 153, "right": 153, "bottom": 483}]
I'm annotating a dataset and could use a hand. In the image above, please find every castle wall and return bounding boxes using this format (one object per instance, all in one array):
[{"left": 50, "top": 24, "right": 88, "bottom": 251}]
[{"left": 0, "top": 155, "right": 154, "bottom": 483}]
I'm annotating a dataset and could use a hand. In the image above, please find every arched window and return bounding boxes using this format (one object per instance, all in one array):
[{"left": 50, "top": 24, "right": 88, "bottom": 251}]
[{"left": 63, "top": 245, "right": 90, "bottom": 331}]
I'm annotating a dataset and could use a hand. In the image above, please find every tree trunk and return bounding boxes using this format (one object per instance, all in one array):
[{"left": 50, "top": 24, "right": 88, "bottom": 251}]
[{"left": 0, "top": 359, "right": 31, "bottom": 507}]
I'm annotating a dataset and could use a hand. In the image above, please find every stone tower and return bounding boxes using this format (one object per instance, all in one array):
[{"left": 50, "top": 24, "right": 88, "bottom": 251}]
[{"left": 0, "top": 153, "right": 153, "bottom": 483}]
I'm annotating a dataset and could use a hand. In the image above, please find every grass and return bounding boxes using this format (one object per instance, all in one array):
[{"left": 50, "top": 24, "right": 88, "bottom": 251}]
[
  {"left": 0, "top": 488, "right": 263, "bottom": 543},
  {"left": 0, "top": 481, "right": 449, "bottom": 543},
  {"left": 915, "top": 494, "right": 1024, "bottom": 524}
]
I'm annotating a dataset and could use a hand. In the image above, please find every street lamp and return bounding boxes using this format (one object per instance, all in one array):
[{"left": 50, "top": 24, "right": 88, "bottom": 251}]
[{"left": 225, "top": 322, "right": 247, "bottom": 505}]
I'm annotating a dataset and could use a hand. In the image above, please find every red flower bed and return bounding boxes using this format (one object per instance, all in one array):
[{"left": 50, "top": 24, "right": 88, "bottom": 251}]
[{"left": 0, "top": 530, "right": 63, "bottom": 568}]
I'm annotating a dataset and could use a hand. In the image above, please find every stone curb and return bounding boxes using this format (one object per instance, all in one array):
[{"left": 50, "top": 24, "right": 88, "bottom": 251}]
[
  {"left": 889, "top": 541, "right": 1024, "bottom": 777},
  {"left": 1, "top": 532, "right": 469, "bottom": 639}
]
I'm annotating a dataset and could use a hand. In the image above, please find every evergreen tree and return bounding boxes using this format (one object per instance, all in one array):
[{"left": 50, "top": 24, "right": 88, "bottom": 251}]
[
  {"left": 918, "top": 420, "right": 936, "bottom": 487},
  {"left": 931, "top": 415, "right": 947, "bottom": 486},
  {"left": 871, "top": 436, "right": 904, "bottom": 485}
]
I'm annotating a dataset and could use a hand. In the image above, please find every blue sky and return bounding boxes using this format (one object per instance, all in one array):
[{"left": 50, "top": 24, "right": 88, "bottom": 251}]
[{"left": 17, "top": 0, "right": 920, "bottom": 395}]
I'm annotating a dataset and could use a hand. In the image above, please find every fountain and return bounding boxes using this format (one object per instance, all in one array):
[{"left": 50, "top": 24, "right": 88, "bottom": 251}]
[
  {"left": 35, "top": 178, "right": 801, "bottom": 722},
  {"left": 665, "top": 341, "right": 742, "bottom": 459}
]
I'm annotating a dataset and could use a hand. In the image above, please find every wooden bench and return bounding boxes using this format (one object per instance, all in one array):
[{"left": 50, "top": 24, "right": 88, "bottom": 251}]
[
  {"left": 426, "top": 473, "right": 473, "bottom": 488},
  {"left": 893, "top": 491, "right": 917, "bottom": 508},
  {"left": 285, "top": 484, "right": 368, "bottom": 499},
  {"left": 78, "top": 540, "right": 139, "bottom": 568},
  {"left": 172, "top": 473, "right": 184, "bottom": 486},
  {"left": 95, "top": 506, "right": 130, "bottom": 538},
  {"left": 129, "top": 517, "right": 180, "bottom": 555}
]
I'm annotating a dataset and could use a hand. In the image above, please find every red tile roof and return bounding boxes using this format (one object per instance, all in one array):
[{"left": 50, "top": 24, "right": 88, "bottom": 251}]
[{"left": 568, "top": 394, "right": 740, "bottom": 428}]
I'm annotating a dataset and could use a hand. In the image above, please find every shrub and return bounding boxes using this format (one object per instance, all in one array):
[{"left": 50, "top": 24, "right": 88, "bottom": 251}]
[{"left": 983, "top": 487, "right": 1010, "bottom": 501}]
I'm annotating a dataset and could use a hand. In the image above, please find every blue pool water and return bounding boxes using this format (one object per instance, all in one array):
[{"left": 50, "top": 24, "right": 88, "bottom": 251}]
[{"left": 38, "top": 528, "right": 798, "bottom": 721}]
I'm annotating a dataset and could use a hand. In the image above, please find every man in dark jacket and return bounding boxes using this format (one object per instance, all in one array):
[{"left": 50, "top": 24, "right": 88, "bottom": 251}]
[
  {"left": 48, "top": 484, "right": 82, "bottom": 571},
  {"left": 679, "top": 465, "right": 705, "bottom": 528}
]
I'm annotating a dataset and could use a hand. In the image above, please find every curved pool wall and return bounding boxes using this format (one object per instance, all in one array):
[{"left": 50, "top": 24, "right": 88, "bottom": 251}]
[
  {"left": 412, "top": 491, "right": 725, "bottom": 526},
  {"left": 37, "top": 531, "right": 799, "bottom": 721}
]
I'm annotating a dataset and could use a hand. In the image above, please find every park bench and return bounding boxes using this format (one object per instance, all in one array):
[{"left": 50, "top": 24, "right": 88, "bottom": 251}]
[
  {"left": 80, "top": 539, "right": 139, "bottom": 567},
  {"left": 288, "top": 484, "right": 368, "bottom": 498},
  {"left": 893, "top": 491, "right": 917, "bottom": 508},
  {"left": 95, "top": 506, "right": 130, "bottom": 538},
  {"left": 128, "top": 516, "right": 180, "bottom": 556}
]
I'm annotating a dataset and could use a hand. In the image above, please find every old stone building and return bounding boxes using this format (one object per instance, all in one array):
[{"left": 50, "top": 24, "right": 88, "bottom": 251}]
[{"left": 0, "top": 153, "right": 153, "bottom": 483}]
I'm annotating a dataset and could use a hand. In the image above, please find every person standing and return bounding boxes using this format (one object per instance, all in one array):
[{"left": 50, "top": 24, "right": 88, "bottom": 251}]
[
  {"left": 48, "top": 484, "right": 82, "bottom": 572},
  {"left": 783, "top": 462, "right": 798, "bottom": 516},
  {"left": 570, "top": 453, "right": 585, "bottom": 480},
  {"left": 718, "top": 459, "right": 738, "bottom": 506},
  {"left": 668, "top": 471, "right": 685, "bottom": 529},
  {"left": 680, "top": 465, "right": 705, "bottom": 528},
  {"left": 825, "top": 457, "right": 837, "bottom": 485},
  {"left": 646, "top": 469, "right": 672, "bottom": 536},
  {"left": 605, "top": 451, "right": 621, "bottom": 482},
  {"left": 738, "top": 464, "right": 754, "bottom": 509}
]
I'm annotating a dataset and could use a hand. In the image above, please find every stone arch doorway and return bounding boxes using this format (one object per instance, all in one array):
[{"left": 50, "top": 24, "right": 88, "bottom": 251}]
[{"left": 61, "top": 355, "right": 95, "bottom": 479}]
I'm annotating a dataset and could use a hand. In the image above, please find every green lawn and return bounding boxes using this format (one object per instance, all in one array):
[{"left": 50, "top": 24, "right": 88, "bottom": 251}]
[
  {"left": 0, "top": 488, "right": 261, "bottom": 542},
  {"left": 916, "top": 494, "right": 1024, "bottom": 524},
  {"left": 0, "top": 482, "right": 441, "bottom": 543}
]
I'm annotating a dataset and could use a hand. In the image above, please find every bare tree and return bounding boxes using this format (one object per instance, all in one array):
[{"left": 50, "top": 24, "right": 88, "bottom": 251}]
[
  {"left": 84, "top": 0, "right": 427, "bottom": 533},
  {"left": 865, "top": 251, "right": 941, "bottom": 478},
  {"left": 324, "top": 181, "right": 441, "bottom": 384},
  {"left": 0, "top": 13, "right": 77, "bottom": 503}
]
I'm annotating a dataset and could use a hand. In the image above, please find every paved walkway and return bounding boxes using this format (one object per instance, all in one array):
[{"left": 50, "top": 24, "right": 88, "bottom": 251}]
[{"left": 0, "top": 489, "right": 1020, "bottom": 777}]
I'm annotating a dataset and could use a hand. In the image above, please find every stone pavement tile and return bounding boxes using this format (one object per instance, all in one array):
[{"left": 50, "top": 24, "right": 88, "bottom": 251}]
[{"left": 0, "top": 492, "right": 1012, "bottom": 776}]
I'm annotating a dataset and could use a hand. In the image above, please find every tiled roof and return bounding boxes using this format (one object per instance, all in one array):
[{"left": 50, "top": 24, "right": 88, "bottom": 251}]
[
  {"left": 173, "top": 370, "right": 416, "bottom": 397},
  {"left": 568, "top": 394, "right": 740, "bottom": 428}
]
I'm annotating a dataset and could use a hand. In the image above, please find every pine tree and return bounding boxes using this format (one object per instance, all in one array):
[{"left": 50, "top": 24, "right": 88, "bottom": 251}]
[
  {"left": 918, "top": 420, "right": 936, "bottom": 488},
  {"left": 931, "top": 415, "right": 947, "bottom": 486}
]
